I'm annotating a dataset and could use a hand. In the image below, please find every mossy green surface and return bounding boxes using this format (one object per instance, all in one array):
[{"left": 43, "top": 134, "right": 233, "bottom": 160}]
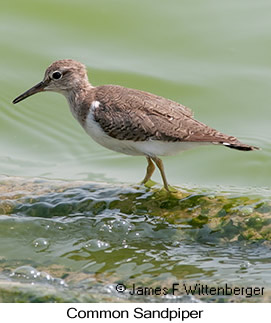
[{"left": 0, "top": 176, "right": 270, "bottom": 302}]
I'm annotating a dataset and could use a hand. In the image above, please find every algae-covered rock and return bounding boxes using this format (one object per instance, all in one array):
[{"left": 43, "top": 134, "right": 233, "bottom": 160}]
[
  {"left": 1, "top": 176, "right": 271, "bottom": 242},
  {"left": 0, "top": 176, "right": 271, "bottom": 303}
]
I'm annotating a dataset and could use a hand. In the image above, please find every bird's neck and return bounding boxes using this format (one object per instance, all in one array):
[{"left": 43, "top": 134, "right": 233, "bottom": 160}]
[{"left": 65, "top": 83, "right": 94, "bottom": 124}]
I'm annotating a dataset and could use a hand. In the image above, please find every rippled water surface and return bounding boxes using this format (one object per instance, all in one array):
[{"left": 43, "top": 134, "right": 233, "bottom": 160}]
[
  {"left": 0, "top": 0, "right": 271, "bottom": 302},
  {"left": 1, "top": 176, "right": 271, "bottom": 302}
]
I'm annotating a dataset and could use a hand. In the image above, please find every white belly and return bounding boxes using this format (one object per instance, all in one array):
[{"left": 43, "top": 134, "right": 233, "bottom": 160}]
[{"left": 83, "top": 109, "right": 208, "bottom": 157}]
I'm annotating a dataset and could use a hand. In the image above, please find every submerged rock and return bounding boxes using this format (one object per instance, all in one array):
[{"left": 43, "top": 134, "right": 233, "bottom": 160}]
[{"left": 0, "top": 175, "right": 270, "bottom": 302}]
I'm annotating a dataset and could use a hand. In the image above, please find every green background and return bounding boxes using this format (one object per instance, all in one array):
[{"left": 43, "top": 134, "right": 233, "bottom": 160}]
[
  {"left": 1, "top": 0, "right": 269, "bottom": 187},
  {"left": 0, "top": 0, "right": 271, "bottom": 303}
]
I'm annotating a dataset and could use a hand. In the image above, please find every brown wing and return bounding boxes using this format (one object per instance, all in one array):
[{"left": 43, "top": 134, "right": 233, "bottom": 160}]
[{"left": 93, "top": 85, "right": 238, "bottom": 144}]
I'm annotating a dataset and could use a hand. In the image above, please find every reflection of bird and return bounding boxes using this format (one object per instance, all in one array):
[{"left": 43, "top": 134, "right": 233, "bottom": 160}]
[{"left": 13, "top": 59, "right": 259, "bottom": 190}]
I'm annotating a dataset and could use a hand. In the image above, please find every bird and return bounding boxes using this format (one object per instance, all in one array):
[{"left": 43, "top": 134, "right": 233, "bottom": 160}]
[{"left": 12, "top": 59, "right": 259, "bottom": 191}]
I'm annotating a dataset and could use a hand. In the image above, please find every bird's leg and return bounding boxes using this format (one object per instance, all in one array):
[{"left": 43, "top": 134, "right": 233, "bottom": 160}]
[
  {"left": 151, "top": 157, "right": 170, "bottom": 191},
  {"left": 141, "top": 156, "right": 155, "bottom": 184}
]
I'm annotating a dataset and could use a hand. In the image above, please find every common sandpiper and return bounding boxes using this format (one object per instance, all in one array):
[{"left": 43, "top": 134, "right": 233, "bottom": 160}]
[{"left": 13, "top": 59, "right": 259, "bottom": 191}]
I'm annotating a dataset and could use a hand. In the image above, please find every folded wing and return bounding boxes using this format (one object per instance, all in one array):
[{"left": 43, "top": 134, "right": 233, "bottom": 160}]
[{"left": 93, "top": 85, "right": 257, "bottom": 150}]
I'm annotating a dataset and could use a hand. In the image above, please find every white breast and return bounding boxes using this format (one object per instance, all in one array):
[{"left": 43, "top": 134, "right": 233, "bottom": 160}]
[{"left": 82, "top": 101, "right": 209, "bottom": 157}]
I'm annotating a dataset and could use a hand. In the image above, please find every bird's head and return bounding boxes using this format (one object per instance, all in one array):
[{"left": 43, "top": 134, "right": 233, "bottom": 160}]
[{"left": 13, "top": 59, "right": 89, "bottom": 104}]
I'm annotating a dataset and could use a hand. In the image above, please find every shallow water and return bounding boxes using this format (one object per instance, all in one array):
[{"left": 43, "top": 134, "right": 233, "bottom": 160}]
[
  {"left": 0, "top": 0, "right": 271, "bottom": 302},
  {"left": 0, "top": 176, "right": 271, "bottom": 302}
]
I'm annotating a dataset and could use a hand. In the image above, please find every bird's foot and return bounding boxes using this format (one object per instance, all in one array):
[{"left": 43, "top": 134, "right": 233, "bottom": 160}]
[
  {"left": 140, "top": 180, "right": 177, "bottom": 193},
  {"left": 164, "top": 185, "right": 178, "bottom": 193},
  {"left": 140, "top": 179, "right": 156, "bottom": 189}
]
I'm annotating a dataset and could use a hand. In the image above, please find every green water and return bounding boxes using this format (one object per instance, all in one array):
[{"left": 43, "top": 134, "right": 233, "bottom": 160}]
[{"left": 0, "top": 0, "right": 271, "bottom": 302}]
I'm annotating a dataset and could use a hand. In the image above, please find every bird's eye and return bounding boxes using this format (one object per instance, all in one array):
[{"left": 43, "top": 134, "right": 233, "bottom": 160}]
[{"left": 52, "top": 71, "right": 62, "bottom": 80}]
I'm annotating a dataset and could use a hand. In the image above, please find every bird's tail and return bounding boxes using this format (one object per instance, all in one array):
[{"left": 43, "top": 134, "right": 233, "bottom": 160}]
[{"left": 222, "top": 141, "right": 259, "bottom": 151}]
